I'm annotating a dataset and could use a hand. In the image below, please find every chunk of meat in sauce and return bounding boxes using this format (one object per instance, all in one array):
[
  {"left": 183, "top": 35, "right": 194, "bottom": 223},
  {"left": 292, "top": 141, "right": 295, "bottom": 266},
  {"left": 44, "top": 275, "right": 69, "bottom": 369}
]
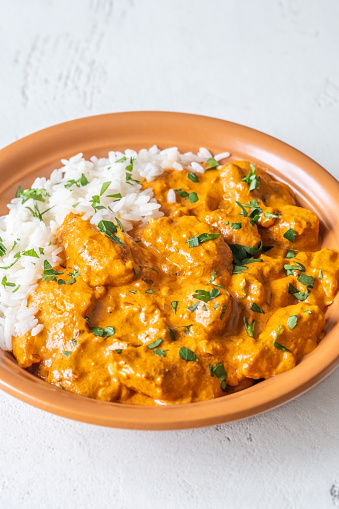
[{"left": 58, "top": 213, "right": 136, "bottom": 287}]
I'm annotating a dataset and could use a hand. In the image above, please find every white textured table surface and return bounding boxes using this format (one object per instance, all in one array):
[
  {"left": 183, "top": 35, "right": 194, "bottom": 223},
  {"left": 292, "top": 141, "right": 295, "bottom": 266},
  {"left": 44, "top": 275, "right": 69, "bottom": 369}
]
[{"left": 1, "top": 1, "right": 339, "bottom": 508}]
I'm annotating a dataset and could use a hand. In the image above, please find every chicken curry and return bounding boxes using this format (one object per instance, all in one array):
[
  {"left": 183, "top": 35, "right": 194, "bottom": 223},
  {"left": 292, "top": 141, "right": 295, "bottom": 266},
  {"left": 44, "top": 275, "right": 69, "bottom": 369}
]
[{"left": 12, "top": 160, "right": 339, "bottom": 405}]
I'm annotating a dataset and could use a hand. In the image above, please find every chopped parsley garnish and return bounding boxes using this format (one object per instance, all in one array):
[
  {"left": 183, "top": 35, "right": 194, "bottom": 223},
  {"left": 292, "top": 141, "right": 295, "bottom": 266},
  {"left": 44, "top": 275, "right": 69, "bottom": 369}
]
[
  {"left": 64, "top": 173, "right": 89, "bottom": 189},
  {"left": 145, "top": 289, "right": 153, "bottom": 294},
  {"left": 243, "top": 316, "right": 255, "bottom": 338},
  {"left": 115, "top": 217, "right": 124, "bottom": 231},
  {"left": 115, "top": 156, "right": 127, "bottom": 163},
  {"left": 186, "top": 232, "right": 220, "bottom": 248},
  {"left": 171, "top": 301, "right": 178, "bottom": 314},
  {"left": 264, "top": 212, "right": 279, "bottom": 219},
  {"left": 26, "top": 204, "right": 53, "bottom": 221},
  {"left": 251, "top": 303, "right": 264, "bottom": 314},
  {"left": 188, "top": 192, "right": 199, "bottom": 203},
  {"left": 12, "top": 285, "right": 20, "bottom": 293},
  {"left": 273, "top": 325, "right": 291, "bottom": 352},
  {"left": 287, "top": 315, "right": 298, "bottom": 330},
  {"left": 175, "top": 189, "right": 199, "bottom": 203},
  {"left": 1, "top": 276, "right": 16, "bottom": 288},
  {"left": 97, "top": 220, "right": 123, "bottom": 246},
  {"left": 187, "top": 172, "right": 199, "bottom": 183},
  {"left": 297, "top": 274, "right": 315, "bottom": 288},
  {"left": 147, "top": 338, "right": 163, "bottom": 350},
  {"left": 106, "top": 193, "right": 122, "bottom": 201},
  {"left": 188, "top": 302, "right": 199, "bottom": 312},
  {"left": 129, "top": 290, "right": 136, "bottom": 294},
  {"left": 225, "top": 221, "right": 229, "bottom": 226},
  {"left": 284, "top": 262, "right": 305, "bottom": 275},
  {"left": 39, "top": 247, "right": 44, "bottom": 255},
  {"left": 89, "top": 195, "right": 105, "bottom": 212},
  {"left": 168, "top": 325, "right": 193, "bottom": 340},
  {"left": 179, "top": 347, "right": 197, "bottom": 362},
  {"left": 209, "top": 362, "right": 227, "bottom": 390},
  {"left": 231, "top": 222, "right": 242, "bottom": 229},
  {"left": 0, "top": 238, "right": 6, "bottom": 257},
  {"left": 193, "top": 288, "right": 220, "bottom": 303},
  {"left": 319, "top": 270, "right": 323, "bottom": 278},
  {"left": 57, "top": 269, "right": 80, "bottom": 285},
  {"left": 220, "top": 305, "right": 227, "bottom": 319},
  {"left": 16, "top": 187, "right": 50, "bottom": 203},
  {"left": 0, "top": 252, "right": 21, "bottom": 270},
  {"left": 22, "top": 248, "right": 39, "bottom": 258},
  {"left": 125, "top": 157, "right": 140, "bottom": 185},
  {"left": 42, "top": 260, "right": 63, "bottom": 281},
  {"left": 286, "top": 250, "right": 296, "bottom": 259},
  {"left": 206, "top": 158, "right": 219, "bottom": 170},
  {"left": 89, "top": 325, "right": 115, "bottom": 338},
  {"left": 288, "top": 283, "right": 310, "bottom": 301},
  {"left": 232, "top": 265, "right": 248, "bottom": 275},
  {"left": 304, "top": 310, "right": 312, "bottom": 314},
  {"left": 241, "top": 164, "right": 261, "bottom": 191},
  {"left": 133, "top": 267, "right": 139, "bottom": 277},
  {"left": 115, "top": 349, "right": 123, "bottom": 354},
  {"left": 154, "top": 349, "right": 167, "bottom": 357},
  {"left": 100, "top": 181, "right": 111, "bottom": 196},
  {"left": 209, "top": 270, "right": 217, "bottom": 283},
  {"left": 71, "top": 339, "right": 78, "bottom": 347},
  {"left": 63, "top": 351, "right": 71, "bottom": 357},
  {"left": 283, "top": 228, "right": 297, "bottom": 242}
]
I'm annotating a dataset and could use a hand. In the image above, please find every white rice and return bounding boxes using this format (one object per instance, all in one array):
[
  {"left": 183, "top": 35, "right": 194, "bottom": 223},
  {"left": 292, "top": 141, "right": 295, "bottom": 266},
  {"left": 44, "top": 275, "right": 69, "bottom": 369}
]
[{"left": 0, "top": 146, "right": 230, "bottom": 350}]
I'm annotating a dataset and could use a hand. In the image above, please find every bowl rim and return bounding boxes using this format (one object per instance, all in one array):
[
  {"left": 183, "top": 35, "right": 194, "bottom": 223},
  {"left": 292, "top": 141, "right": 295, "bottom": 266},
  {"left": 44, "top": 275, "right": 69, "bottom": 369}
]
[{"left": 1, "top": 111, "right": 339, "bottom": 430}]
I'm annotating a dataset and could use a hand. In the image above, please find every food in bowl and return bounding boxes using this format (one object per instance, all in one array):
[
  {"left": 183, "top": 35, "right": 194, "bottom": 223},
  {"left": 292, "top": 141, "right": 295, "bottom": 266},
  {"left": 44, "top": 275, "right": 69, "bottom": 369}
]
[{"left": 1, "top": 146, "right": 338, "bottom": 405}]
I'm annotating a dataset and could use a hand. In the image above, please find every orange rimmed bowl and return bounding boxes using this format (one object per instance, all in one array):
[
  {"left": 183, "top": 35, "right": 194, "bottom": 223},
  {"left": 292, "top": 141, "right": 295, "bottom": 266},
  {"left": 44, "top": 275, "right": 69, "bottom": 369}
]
[{"left": 0, "top": 111, "right": 338, "bottom": 430}]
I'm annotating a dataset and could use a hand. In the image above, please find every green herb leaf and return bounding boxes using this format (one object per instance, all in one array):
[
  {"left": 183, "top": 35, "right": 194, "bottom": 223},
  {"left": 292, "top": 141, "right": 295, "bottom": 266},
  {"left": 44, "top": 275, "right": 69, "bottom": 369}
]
[
  {"left": 287, "top": 315, "right": 298, "bottom": 330},
  {"left": 187, "top": 236, "right": 199, "bottom": 248},
  {"left": 209, "top": 362, "right": 227, "bottom": 390},
  {"left": 179, "top": 347, "right": 197, "bottom": 362},
  {"left": 193, "top": 288, "right": 220, "bottom": 303},
  {"left": 188, "top": 192, "right": 199, "bottom": 203},
  {"left": 241, "top": 164, "right": 261, "bottom": 191},
  {"left": 220, "top": 305, "right": 227, "bottom": 320},
  {"left": 115, "top": 156, "right": 127, "bottom": 163},
  {"left": 264, "top": 212, "right": 279, "bottom": 219},
  {"left": 1, "top": 276, "right": 16, "bottom": 288},
  {"left": 284, "top": 262, "right": 305, "bottom": 275},
  {"left": 231, "top": 222, "right": 242, "bottom": 230},
  {"left": 206, "top": 158, "right": 219, "bottom": 170},
  {"left": 147, "top": 338, "right": 163, "bottom": 350},
  {"left": 297, "top": 273, "right": 315, "bottom": 288},
  {"left": 0, "top": 238, "right": 7, "bottom": 257},
  {"left": 42, "top": 260, "right": 63, "bottom": 282},
  {"left": 71, "top": 339, "right": 78, "bottom": 347},
  {"left": 236, "top": 201, "right": 249, "bottom": 217},
  {"left": 100, "top": 181, "right": 111, "bottom": 196},
  {"left": 273, "top": 324, "right": 291, "bottom": 352},
  {"left": 187, "top": 172, "right": 199, "bottom": 183},
  {"left": 209, "top": 270, "right": 217, "bottom": 283},
  {"left": 243, "top": 316, "right": 256, "bottom": 338},
  {"left": 283, "top": 228, "right": 297, "bottom": 242},
  {"left": 175, "top": 189, "right": 189, "bottom": 198},
  {"left": 89, "top": 325, "right": 115, "bottom": 338},
  {"left": 186, "top": 232, "right": 220, "bottom": 248},
  {"left": 154, "top": 349, "right": 167, "bottom": 357},
  {"left": 57, "top": 269, "right": 80, "bottom": 286},
  {"left": 26, "top": 204, "right": 53, "bottom": 222},
  {"left": 145, "top": 289, "right": 153, "bottom": 294},
  {"left": 171, "top": 301, "right": 178, "bottom": 314},
  {"left": 97, "top": 220, "right": 123, "bottom": 246},
  {"left": 16, "top": 187, "right": 49, "bottom": 204},
  {"left": 286, "top": 250, "right": 296, "bottom": 259},
  {"left": 65, "top": 174, "right": 88, "bottom": 189},
  {"left": 251, "top": 303, "right": 264, "bottom": 314},
  {"left": 106, "top": 193, "right": 122, "bottom": 201},
  {"left": 319, "top": 269, "right": 323, "bottom": 278},
  {"left": 22, "top": 248, "right": 39, "bottom": 258},
  {"left": 304, "top": 310, "right": 312, "bottom": 314},
  {"left": 188, "top": 302, "right": 199, "bottom": 312},
  {"left": 288, "top": 283, "right": 310, "bottom": 301},
  {"left": 39, "top": 247, "right": 44, "bottom": 255},
  {"left": 63, "top": 351, "right": 71, "bottom": 357},
  {"left": 232, "top": 265, "right": 248, "bottom": 275}
]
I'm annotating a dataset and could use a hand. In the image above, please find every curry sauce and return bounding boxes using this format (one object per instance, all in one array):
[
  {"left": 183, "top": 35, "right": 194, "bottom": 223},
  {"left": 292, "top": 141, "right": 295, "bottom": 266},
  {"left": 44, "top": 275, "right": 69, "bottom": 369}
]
[{"left": 12, "top": 161, "right": 339, "bottom": 405}]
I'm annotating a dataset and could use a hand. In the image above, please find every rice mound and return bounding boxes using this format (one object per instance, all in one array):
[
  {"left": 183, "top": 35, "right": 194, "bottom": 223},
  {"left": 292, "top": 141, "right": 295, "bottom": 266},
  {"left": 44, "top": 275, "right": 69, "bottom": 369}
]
[{"left": 0, "top": 146, "right": 230, "bottom": 350}]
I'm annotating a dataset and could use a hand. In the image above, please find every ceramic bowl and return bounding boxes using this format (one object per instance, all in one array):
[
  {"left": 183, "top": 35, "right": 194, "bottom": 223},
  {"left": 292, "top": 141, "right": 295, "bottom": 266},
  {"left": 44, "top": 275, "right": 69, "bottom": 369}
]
[{"left": 1, "top": 112, "right": 338, "bottom": 429}]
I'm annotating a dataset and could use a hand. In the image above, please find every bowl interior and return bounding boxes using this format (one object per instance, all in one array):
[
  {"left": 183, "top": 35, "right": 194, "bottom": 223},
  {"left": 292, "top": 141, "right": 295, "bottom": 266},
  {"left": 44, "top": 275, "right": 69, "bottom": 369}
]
[{"left": 0, "top": 112, "right": 339, "bottom": 430}]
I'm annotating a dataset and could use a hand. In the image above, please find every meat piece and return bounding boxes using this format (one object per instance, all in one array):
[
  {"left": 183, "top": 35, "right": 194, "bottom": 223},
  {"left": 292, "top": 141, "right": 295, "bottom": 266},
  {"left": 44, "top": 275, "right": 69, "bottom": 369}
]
[
  {"left": 58, "top": 213, "right": 136, "bottom": 287},
  {"left": 138, "top": 215, "right": 233, "bottom": 277}
]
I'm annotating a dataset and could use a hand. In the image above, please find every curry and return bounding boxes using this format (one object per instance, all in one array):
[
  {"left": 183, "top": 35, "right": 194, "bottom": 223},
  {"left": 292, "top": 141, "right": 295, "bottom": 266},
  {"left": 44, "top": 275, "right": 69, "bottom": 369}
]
[{"left": 12, "top": 161, "right": 339, "bottom": 405}]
